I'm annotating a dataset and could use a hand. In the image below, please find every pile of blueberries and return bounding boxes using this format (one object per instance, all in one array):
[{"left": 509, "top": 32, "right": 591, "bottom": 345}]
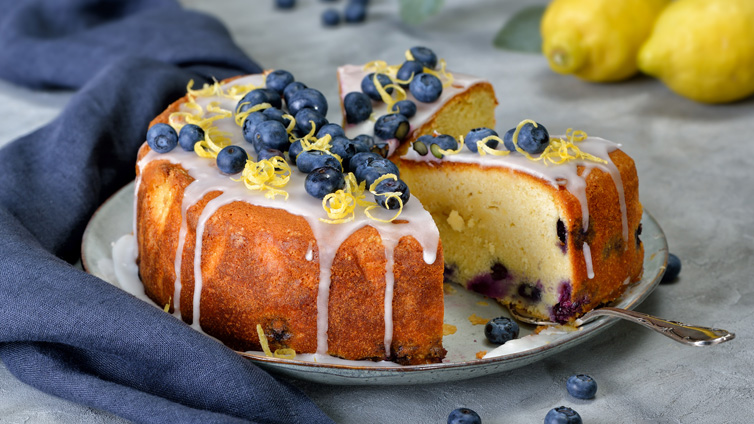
[
  {"left": 448, "top": 374, "right": 597, "bottom": 423},
  {"left": 146, "top": 69, "right": 411, "bottom": 209},
  {"left": 275, "top": 0, "right": 370, "bottom": 27},
  {"left": 412, "top": 122, "right": 551, "bottom": 159}
]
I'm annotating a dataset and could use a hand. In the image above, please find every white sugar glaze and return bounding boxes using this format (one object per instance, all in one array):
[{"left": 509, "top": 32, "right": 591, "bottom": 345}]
[{"left": 135, "top": 74, "right": 440, "bottom": 358}]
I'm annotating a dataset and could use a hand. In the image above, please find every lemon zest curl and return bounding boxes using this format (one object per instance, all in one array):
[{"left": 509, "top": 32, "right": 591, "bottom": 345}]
[{"left": 234, "top": 157, "right": 291, "bottom": 200}]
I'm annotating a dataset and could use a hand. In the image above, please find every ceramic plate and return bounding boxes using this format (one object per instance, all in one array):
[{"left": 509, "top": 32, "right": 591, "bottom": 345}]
[{"left": 82, "top": 181, "right": 668, "bottom": 385}]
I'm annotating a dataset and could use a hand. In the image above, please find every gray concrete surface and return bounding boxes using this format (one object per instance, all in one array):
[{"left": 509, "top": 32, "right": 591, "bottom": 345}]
[{"left": 1, "top": 0, "right": 752, "bottom": 422}]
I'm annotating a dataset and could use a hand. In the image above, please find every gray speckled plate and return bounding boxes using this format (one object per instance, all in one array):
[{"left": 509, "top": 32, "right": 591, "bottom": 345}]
[{"left": 82, "top": 181, "right": 668, "bottom": 385}]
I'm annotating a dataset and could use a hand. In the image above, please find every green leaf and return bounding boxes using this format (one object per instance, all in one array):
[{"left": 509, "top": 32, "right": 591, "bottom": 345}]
[
  {"left": 399, "top": 0, "right": 445, "bottom": 25},
  {"left": 493, "top": 5, "right": 546, "bottom": 53}
]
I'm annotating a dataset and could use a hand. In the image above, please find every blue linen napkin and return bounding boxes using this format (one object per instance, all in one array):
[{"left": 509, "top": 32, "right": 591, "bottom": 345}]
[{"left": 0, "top": 1, "right": 334, "bottom": 423}]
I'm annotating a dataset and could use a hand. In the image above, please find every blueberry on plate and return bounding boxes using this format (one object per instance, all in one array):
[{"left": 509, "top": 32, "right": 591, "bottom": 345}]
[
  {"left": 396, "top": 61, "right": 425, "bottom": 88},
  {"left": 344, "top": 91, "right": 373, "bottom": 124},
  {"left": 465, "top": 127, "right": 500, "bottom": 153},
  {"left": 305, "top": 166, "right": 346, "bottom": 199},
  {"left": 373, "top": 177, "right": 410, "bottom": 209},
  {"left": 348, "top": 151, "right": 382, "bottom": 174},
  {"left": 409, "top": 73, "right": 442, "bottom": 103},
  {"left": 237, "top": 88, "right": 282, "bottom": 113},
  {"left": 317, "top": 123, "right": 346, "bottom": 140},
  {"left": 287, "top": 88, "right": 328, "bottom": 116},
  {"left": 296, "top": 150, "right": 341, "bottom": 173},
  {"left": 361, "top": 73, "right": 394, "bottom": 101},
  {"left": 216, "top": 145, "right": 247, "bottom": 174},
  {"left": 253, "top": 120, "right": 290, "bottom": 152},
  {"left": 275, "top": 0, "right": 296, "bottom": 9},
  {"left": 243, "top": 112, "right": 269, "bottom": 145},
  {"left": 321, "top": 8, "right": 340, "bottom": 26},
  {"left": 344, "top": 1, "right": 367, "bottom": 23},
  {"left": 661, "top": 253, "right": 681, "bottom": 284},
  {"left": 283, "top": 81, "right": 307, "bottom": 106},
  {"left": 391, "top": 99, "right": 417, "bottom": 118},
  {"left": 566, "top": 374, "right": 597, "bottom": 399},
  {"left": 484, "top": 316, "right": 519, "bottom": 345},
  {"left": 178, "top": 124, "right": 204, "bottom": 152},
  {"left": 257, "top": 148, "right": 285, "bottom": 162},
  {"left": 265, "top": 70, "right": 295, "bottom": 96},
  {"left": 409, "top": 46, "right": 438, "bottom": 69},
  {"left": 374, "top": 113, "right": 410, "bottom": 141},
  {"left": 447, "top": 407, "right": 481, "bottom": 424},
  {"left": 147, "top": 123, "right": 178, "bottom": 153},
  {"left": 295, "top": 108, "right": 328, "bottom": 135},
  {"left": 504, "top": 122, "right": 549, "bottom": 154},
  {"left": 544, "top": 406, "right": 582, "bottom": 424}
]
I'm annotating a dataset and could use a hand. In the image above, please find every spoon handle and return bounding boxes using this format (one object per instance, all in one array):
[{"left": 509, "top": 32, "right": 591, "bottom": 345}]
[{"left": 579, "top": 307, "right": 735, "bottom": 346}]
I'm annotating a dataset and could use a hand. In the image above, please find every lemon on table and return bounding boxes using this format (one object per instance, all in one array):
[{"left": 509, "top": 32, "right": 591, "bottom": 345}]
[
  {"left": 540, "top": 0, "right": 670, "bottom": 82},
  {"left": 638, "top": 0, "right": 754, "bottom": 104}
]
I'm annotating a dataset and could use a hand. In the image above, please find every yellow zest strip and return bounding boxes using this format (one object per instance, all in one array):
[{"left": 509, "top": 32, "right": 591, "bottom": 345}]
[
  {"left": 273, "top": 348, "right": 296, "bottom": 359},
  {"left": 206, "top": 101, "right": 233, "bottom": 117},
  {"left": 235, "top": 102, "right": 272, "bottom": 127},
  {"left": 163, "top": 298, "right": 171, "bottom": 313},
  {"left": 373, "top": 74, "right": 406, "bottom": 111},
  {"left": 364, "top": 174, "right": 404, "bottom": 223},
  {"left": 194, "top": 126, "right": 231, "bottom": 159},
  {"left": 477, "top": 136, "right": 510, "bottom": 156},
  {"left": 223, "top": 83, "right": 260, "bottom": 100},
  {"left": 234, "top": 157, "right": 291, "bottom": 200},
  {"left": 363, "top": 60, "right": 390, "bottom": 74},
  {"left": 437, "top": 135, "right": 465, "bottom": 156},
  {"left": 405, "top": 49, "right": 415, "bottom": 62},
  {"left": 510, "top": 119, "right": 539, "bottom": 161},
  {"left": 283, "top": 114, "right": 296, "bottom": 134},
  {"left": 536, "top": 128, "right": 607, "bottom": 166},
  {"left": 186, "top": 79, "right": 219, "bottom": 100},
  {"left": 256, "top": 324, "right": 273, "bottom": 357},
  {"left": 319, "top": 174, "right": 372, "bottom": 223}
]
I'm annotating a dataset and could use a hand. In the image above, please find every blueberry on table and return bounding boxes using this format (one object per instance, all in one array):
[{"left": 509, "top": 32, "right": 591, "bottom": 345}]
[
  {"left": 265, "top": 70, "right": 295, "bottom": 95},
  {"left": 361, "top": 72, "right": 394, "bottom": 101},
  {"left": 409, "top": 46, "right": 438, "bottom": 69},
  {"left": 374, "top": 113, "right": 410, "bottom": 141},
  {"left": 237, "top": 88, "right": 282, "bottom": 113},
  {"left": 178, "top": 124, "right": 204, "bottom": 152},
  {"left": 147, "top": 123, "right": 178, "bottom": 153},
  {"left": 296, "top": 150, "right": 341, "bottom": 173},
  {"left": 544, "top": 406, "right": 582, "bottom": 424},
  {"left": 391, "top": 99, "right": 417, "bottom": 118},
  {"left": 283, "top": 81, "right": 307, "bottom": 106},
  {"left": 504, "top": 122, "right": 549, "bottom": 154},
  {"left": 321, "top": 8, "right": 340, "bottom": 26},
  {"left": 295, "top": 108, "right": 328, "bottom": 135},
  {"left": 409, "top": 73, "right": 443, "bottom": 103},
  {"left": 242, "top": 112, "right": 269, "bottom": 144},
  {"left": 566, "top": 374, "right": 597, "bottom": 399},
  {"left": 253, "top": 120, "right": 290, "bottom": 152},
  {"left": 275, "top": 0, "right": 296, "bottom": 9},
  {"left": 661, "top": 253, "right": 682, "bottom": 284},
  {"left": 305, "top": 166, "right": 346, "bottom": 199},
  {"left": 465, "top": 127, "right": 500, "bottom": 153},
  {"left": 317, "top": 123, "right": 346, "bottom": 140},
  {"left": 216, "top": 145, "right": 247, "bottom": 174},
  {"left": 396, "top": 61, "right": 425, "bottom": 87},
  {"left": 344, "top": 91, "right": 373, "bottom": 124},
  {"left": 344, "top": 2, "right": 367, "bottom": 23},
  {"left": 484, "top": 316, "right": 519, "bottom": 345},
  {"left": 373, "top": 177, "right": 410, "bottom": 209},
  {"left": 287, "top": 88, "right": 328, "bottom": 116},
  {"left": 447, "top": 407, "right": 481, "bottom": 424}
]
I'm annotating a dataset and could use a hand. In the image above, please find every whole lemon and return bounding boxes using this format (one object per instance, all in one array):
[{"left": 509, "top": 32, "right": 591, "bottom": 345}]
[
  {"left": 541, "top": 0, "right": 670, "bottom": 82},
  {"left": 638, "top": 0, "right": 754, "bottom": 103}
]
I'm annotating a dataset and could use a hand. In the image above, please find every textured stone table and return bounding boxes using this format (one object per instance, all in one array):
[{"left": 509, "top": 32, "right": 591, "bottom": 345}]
[{"left": 1, "top": 0, "right": 751, "bottom": 422}]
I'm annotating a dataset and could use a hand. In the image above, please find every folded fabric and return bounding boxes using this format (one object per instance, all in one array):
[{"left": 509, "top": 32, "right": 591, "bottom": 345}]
[{"left": 0, "top": 1, "right": 333, "bottom": 423}]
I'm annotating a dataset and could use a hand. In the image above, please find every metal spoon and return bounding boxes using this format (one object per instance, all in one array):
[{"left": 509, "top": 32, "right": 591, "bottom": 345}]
[{"left": 507, "top": 306, "right": 735, "bottom": 346}]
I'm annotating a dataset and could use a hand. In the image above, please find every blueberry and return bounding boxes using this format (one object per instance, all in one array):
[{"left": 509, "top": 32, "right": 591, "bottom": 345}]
[
  {"left": 317, "top": 123, "right": 346, "bottom": 140},
  {"left": 265, "top": 70, "right": 295, "bottom": 96},
  {"left": 146, "top": 123, "right": 178, "bottom": 153},
  {"left": 254, "top": 120, "right": 290, "bottom": 152},
  {"left": 330, "top": 136, "right": 369, "bottom": 170},
  {"left": 374, "top": 113, "right": 410, "bottom": 141},
  {"left": 348, "top": 151, "right": 382, "bottom": 174},
  {"left": 237, "top": 88, "right": 282, "bottom": 113},
  {"left": 447, "top": 407, "right": 481, "bottom": 424},
  {"left": 414, "top": 134, "right": 457, "bottom": 158},
  {"left": 396, "top": 61, "right": 425, "bottom": 87},
  {"left": 361, "top": 73, "right": 394, "bottom": 101},
  {"left": 373, "top": 178, "right": 410, "bottom": 209},
  {"left": 504, "top": 122, "right": 549, "bottom": 154},
  {"left": 391, "top": 100, "right": 417, "bottom": 118},
  {"left": 296, "top": 150, "right": 341, "bottom": 173},
  {"left": 344, "top": 2, "right": 367, "bottom": 23},
  {"left": 262, "top": 107, "right": 292, "bottom": 128},
  {"left": 344, "top": 91, "right": 373, "bottom": 124},
  {"left": 288, "top": 140, "right": 303, "bottom": 165},
  {"left": 275, "top": 0, "right": 295, "bottom": 9},
  {"left": 322, "top": 8, "right": 340, "bottom": 26},
  {"left": 661, "top": 253, "right": 681, "bottom": 284},
  {"left": 305, "top": 166, "right": 346, "bottom": 199},
  {"left": 353, "top": 134, "right": 375, "bottom": 150},
  {"left": 287, "top": 88, "right": 328, "bottom": 116},
  {"left": 295, "top": 108, "right": 328, "bottom": 135},
  {"left": 484, "top": 316, "right": 519, "bottom": 345},
  {"left": 178, "top": 124, "right": 204, "bottom": 152},
  {"left": 242, "top": 112, "right": 270, "bottom": 145},
  {"left": 409, "top": 73, "right": 443, "bottom": 103},
  {"left": 256, "top": 148, "right": 284, "bottom": 162},
  {"left": 355, "top": 158, "right": 399, "bottom": 187},
  {"left": 283, "top": 81, "right": 307, "bottom": 106},
  {"left": 409, "top": 46, "right": 438, "bottom": 69},
  {"left": 544, "top": 406, "right": 582, "bottom": 424},
  {"left": 566, "top": 374, "right": 597, "bottom": 399},
  {"left": 465, "top": 127, "right": 500, "bottom": 153},
  {"left": 216, "top": 145, "right": 247, "bottom": 174}
]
